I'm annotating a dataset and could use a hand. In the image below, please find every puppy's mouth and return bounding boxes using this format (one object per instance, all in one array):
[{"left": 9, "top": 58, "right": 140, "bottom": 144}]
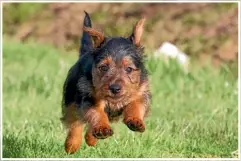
[
  {"left": 106, "top": 95, "right": 124, "bottom": 100},
  {"left": 105, "top": 94, "right": 131, "bottom": 108}
]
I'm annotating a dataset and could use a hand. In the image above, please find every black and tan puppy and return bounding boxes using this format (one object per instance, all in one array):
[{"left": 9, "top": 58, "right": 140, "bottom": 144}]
[{"left": 61, "top": 12, "right": 151, "bottom": 154}]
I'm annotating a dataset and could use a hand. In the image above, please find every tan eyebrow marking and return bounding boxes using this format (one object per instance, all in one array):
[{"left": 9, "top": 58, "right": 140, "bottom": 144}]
[
  {"left": 121, "top": 56, "right": 133, "bottom": 67},
  {"left": 100, "top": 57, "right": 113, "bottom": 65}
]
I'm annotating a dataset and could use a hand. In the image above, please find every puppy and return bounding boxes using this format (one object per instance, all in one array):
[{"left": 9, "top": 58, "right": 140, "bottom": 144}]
[{"left": 61, "top": 11, "right": 151, "bottom": 154}]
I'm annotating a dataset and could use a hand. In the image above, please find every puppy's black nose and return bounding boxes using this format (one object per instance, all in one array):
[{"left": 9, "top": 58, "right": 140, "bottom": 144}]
[{"left": 109, "top": 84, "right": 121, "bottom": 94}]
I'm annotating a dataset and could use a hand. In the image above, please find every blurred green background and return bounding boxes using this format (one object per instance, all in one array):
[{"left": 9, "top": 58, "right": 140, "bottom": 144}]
[
  {"left": 2, "top": 2, "right": 239, "bottom": 158},
  {"left": 3, "top": 3, "right": 238, "bottom": 69}
]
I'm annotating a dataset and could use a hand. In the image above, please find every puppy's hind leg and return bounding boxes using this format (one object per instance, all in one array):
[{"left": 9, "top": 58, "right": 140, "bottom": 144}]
[
  {"left": 62, "top": 104, "right": 83, "bottom": 154},
  {"left": 65, "top": 121, "right": 83, "bottom": 154}
]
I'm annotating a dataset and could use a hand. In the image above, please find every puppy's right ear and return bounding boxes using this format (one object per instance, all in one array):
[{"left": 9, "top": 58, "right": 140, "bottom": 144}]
[
  {"left": 129, "top": 18, "right": 146, "bottom": 47},
  {"left": 83, "top": 27, "right": 105, "bottom": 48}
]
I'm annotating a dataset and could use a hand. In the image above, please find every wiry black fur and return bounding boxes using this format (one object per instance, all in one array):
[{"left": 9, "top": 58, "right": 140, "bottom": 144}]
[
  {"left": 80, "top": 11, "right": 93, "bottom": 55},
  {"left": 62, "top": 12, "right": 149, "bottom": 120}
]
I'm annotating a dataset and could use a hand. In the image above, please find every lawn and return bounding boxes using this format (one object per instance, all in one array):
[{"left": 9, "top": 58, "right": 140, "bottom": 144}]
[{"left": 2, "top": 40, "right": 238, "bottom": 158}]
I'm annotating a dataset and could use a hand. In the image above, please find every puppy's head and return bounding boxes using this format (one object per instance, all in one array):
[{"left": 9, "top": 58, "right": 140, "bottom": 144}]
[{"left": 84, "top": 18, "right": 147, "bottom": 106}]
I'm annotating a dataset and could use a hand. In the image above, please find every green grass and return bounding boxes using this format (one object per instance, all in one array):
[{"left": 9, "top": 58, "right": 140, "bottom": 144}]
[
  {"left": 2, "top": 40, "right": 238, "bottom": 158},
  {"left": 3, "top": 3, "right": 47, "bottom": 34}
]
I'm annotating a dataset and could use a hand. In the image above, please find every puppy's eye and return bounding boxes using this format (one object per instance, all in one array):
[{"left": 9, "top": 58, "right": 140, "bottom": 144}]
[
  {"left": 99, "top": 65, "right": 109, "bottom": 72},
  {"left": 125, "top": 67, "right": 133, "bottom": 73}
]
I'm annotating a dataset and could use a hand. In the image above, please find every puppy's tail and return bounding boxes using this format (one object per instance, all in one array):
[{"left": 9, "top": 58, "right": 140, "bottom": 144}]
[{"left": 80, "top": 11, "right": 93, "bottom": 55}]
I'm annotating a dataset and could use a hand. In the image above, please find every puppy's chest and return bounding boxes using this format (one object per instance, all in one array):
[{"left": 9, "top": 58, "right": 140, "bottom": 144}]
[{"left": 104, "top": 105, "right": 124, "bottom": 122}]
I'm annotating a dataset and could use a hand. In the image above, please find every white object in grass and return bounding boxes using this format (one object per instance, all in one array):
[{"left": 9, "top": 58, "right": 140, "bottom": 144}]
[{"left": 154, "top": 42, "right": 190, "bottom": 72}]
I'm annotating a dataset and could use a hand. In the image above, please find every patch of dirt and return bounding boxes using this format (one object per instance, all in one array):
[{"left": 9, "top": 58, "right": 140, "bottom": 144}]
[
  {"left": 4, "top": 3, "right": 239, "bottom": 66},
  {"left": 15, "top": 3, "right": 100, "bottom": 48}
]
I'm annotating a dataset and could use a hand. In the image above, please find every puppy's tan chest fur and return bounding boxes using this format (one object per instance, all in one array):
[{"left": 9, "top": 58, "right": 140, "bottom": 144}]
[{"left": 104, "top": 105, "right": 124, "bottom": 122}]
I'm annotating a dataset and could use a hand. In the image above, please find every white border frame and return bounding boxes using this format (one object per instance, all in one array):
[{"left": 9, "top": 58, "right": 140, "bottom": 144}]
[
  {"left": 0, "top": 1, "right": 2, "bottom": 160},
  {"left": 0, "top": 0, "right": 240, "bottom": 160}
]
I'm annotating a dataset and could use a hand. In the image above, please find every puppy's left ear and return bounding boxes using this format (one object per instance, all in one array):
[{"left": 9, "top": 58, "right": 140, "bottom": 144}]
[
  {"left": 83, "top": 26, "right": 105, "bottom": 48},
  {"left": 129, "top": 17, "right": 146, "bottom": 47}
]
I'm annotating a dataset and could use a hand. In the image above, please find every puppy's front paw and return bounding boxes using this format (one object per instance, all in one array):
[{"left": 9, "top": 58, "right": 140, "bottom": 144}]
[
  {"left": 124, "top": 118, "right": 145, "bottom": 132},
  {"left": 92, "top": 125, "right": 113, "bottom": 139}
]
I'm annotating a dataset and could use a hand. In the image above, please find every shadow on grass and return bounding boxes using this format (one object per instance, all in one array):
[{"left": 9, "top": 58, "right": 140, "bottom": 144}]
[
  {"left": 3, "top": 133, "right": 30, "bottom": 158},
  {"left": 3, "top": 132, "right": 63, "bottom": 158}
]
